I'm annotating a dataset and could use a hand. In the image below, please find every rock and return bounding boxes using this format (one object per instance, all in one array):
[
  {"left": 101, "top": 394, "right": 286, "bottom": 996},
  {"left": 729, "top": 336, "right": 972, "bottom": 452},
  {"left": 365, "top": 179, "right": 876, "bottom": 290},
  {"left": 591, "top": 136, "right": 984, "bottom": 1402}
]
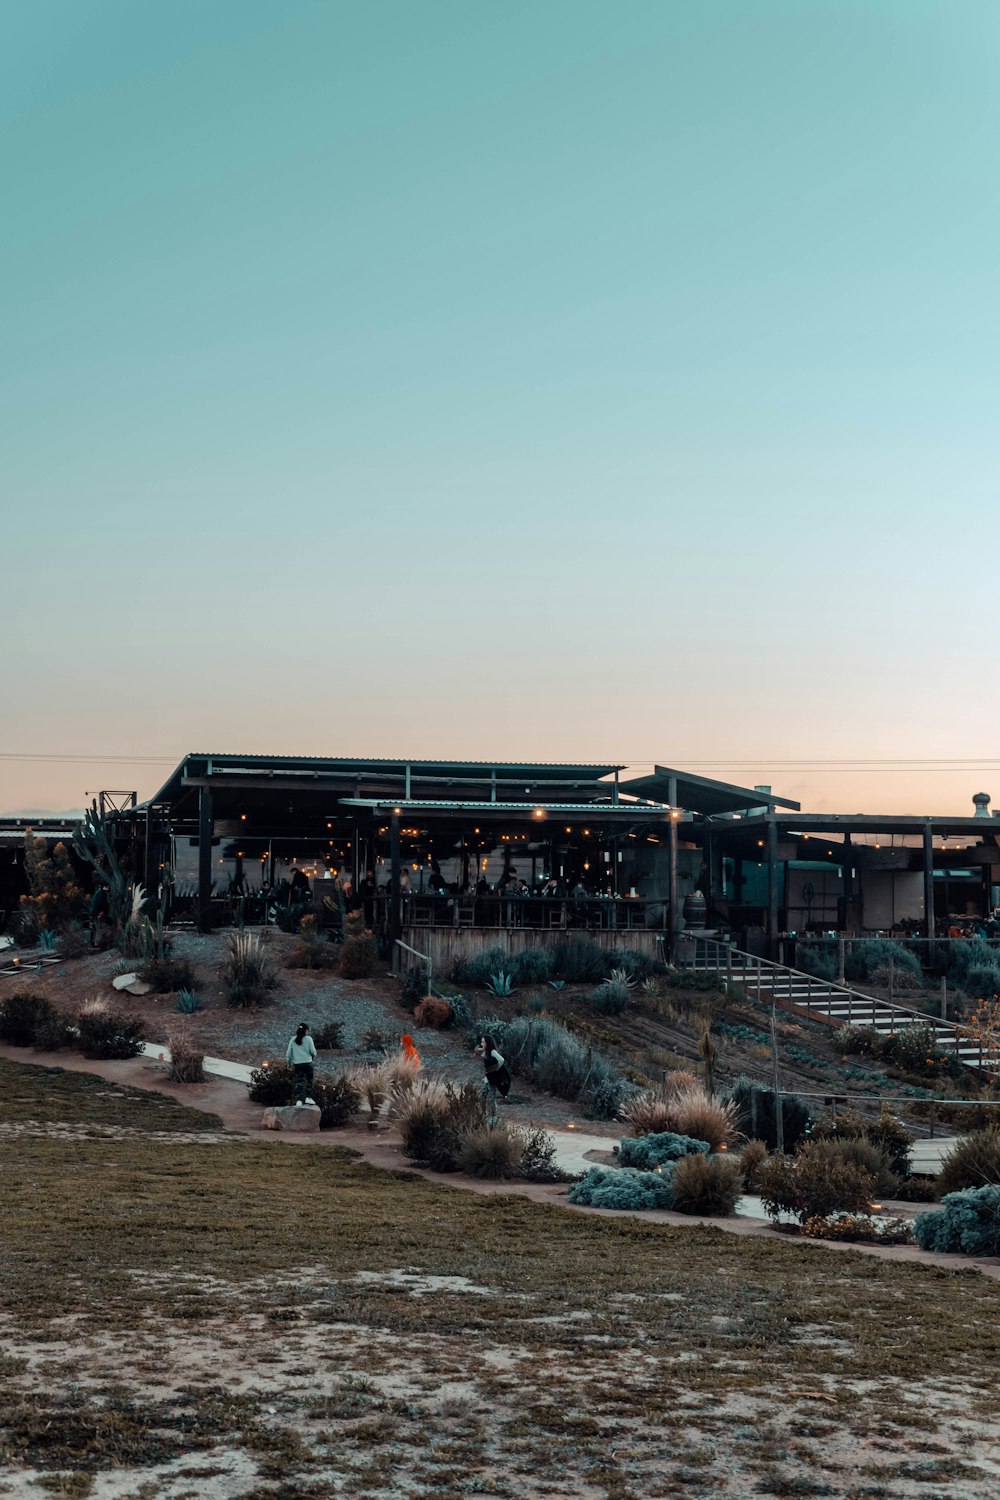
[
  {"left": 260, "top": 1105, "right": 321, "bottom": 1132},
  {"left": 125, "top": 980, "right": 153, "bottom": 996},
  {"left": 112, "top": 973, "right": 138, "bottom": 991}
]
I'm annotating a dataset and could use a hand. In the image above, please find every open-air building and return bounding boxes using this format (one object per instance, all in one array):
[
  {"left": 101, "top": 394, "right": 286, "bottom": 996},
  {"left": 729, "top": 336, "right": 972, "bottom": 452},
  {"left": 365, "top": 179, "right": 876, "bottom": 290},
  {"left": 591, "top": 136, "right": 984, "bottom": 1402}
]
[{"left": 4, "top": 755, "right": 1000, "bottom": 965}]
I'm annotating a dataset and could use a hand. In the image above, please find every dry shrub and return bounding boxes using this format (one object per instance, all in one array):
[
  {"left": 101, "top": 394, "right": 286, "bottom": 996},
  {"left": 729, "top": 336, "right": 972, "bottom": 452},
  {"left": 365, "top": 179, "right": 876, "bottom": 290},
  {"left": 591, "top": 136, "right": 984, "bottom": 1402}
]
[
  {"left": 165, "top": 1027, "right": 205, "bottom": 1084},
  {"left": 397, "top": 1082, "right": 488, "bottom": 1171},
  {"left": 665, "top": 1069, "right": 699, "bottom": 1095},
  {"left": 740, "top": 1139, "right": 770, "bottom": 1193},
  {"left": 620, "top": 1090, "right": 675, "bottom": 1137},
  {"left": 669, "top": 1088, "right": 737, "bottom": 1152},
  {"left": 456, "top": 1124, "right": 525, "bottom": 1180},
  {"left": 670, "top": 1152, "right": 743, "bottom": 1217},
  {"left": 621, "top": 1085, "right": 735, "bottom": 1150},
  {"left": 349, "top": 1053, "right": 422, "bottom": 1118},
  {"left": 413, "top": 996, "right": 453, "bottom": 1029}
]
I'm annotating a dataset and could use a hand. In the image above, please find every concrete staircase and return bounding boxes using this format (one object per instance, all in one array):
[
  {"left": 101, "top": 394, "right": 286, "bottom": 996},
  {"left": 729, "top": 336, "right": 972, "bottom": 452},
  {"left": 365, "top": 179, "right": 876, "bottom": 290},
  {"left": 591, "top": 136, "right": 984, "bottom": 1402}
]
[{"left": 681, "top": 936, "right": 998, "bottom": 1079}]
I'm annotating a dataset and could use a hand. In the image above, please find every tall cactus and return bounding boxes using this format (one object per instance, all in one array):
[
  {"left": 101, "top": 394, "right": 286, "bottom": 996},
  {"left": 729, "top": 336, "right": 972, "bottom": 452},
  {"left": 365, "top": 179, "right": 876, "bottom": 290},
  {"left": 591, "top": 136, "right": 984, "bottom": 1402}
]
[{"left": 73, "top": 803, "right": 132, "bottom": 930}]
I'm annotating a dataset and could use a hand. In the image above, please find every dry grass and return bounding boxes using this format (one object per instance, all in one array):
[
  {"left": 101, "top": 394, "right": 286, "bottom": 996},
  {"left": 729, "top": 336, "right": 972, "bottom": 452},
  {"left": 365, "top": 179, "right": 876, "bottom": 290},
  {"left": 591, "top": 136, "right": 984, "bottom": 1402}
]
[
  {"left": 163, "top": 1026, "right": 205, "bottom": 1084},
  {"left": 2, "top": 1056, "right": 1000, "bottom": 1499}
]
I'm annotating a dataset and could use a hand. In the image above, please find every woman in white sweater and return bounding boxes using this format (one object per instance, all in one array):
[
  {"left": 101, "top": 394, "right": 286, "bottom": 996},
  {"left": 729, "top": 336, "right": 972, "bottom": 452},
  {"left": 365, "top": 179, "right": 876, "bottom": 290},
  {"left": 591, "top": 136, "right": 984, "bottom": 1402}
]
[{"left": 285, "top": 1021, "right": 318, "bottom": 1105}]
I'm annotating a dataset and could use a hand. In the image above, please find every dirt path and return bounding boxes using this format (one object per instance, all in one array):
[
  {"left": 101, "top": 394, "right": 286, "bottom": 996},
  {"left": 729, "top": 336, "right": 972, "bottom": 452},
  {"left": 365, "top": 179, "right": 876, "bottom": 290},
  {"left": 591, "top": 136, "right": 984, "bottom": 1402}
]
[{"left": 3, "top": 1041, "right": 997, "bottom": 1281}]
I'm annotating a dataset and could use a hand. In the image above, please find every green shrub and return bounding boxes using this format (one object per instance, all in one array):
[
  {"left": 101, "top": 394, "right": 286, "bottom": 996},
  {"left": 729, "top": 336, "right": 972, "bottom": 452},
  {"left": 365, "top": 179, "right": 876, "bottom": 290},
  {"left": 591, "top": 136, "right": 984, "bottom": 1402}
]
[
  {"left": 224, "top": 932, "right": 278, "bottom": 1009},
  {"left": 845, "top": 939, "right": 923, "bottom": 986},
  {"left": 757, "top": 1141, "right": 876, "bottom": 1225},
  {"left": 964, "top": 962, "right": 1000, "bottom": 999},
  {"left": 589, "top": 978, "right": 631, "bottom": 1015},
  {"left": 339, "top": 934, "right": 376, "bottom": 979},
  {"left": 509, "top": 947, "right": 555, "bottom": 984},
  {"left": 313, "top": 1074, "right": 360, "bottom": 1128},
  {"left": 936, "top": 1129, "right": 1000, "bottom": 1197},
  {"left": 400, "top": 968, "right": 424, "bottom": 1010},
  {"left": 140, "top": 956, "right": 197, "bottom": 993},
  {"left": 568, "top": 1165, "right": 675, "bottom": 1211},
  {"left": 619, "top": 1131, "right": 709, "bottom": 1170},
  {"left": 175, "top": 988, "right": 204, "bottom": 1014},
  {"left": 515, "top": 1127, "right": 565, "bottom": 1182},
  {"left": 485, "top": 971, "right": 515, "bottom": 997},
  {"left": 669, "top": 1152, "right": 742, "bottom": 1216},
  {"left": 0, "top": 991, "right": 58, "bottom": 1047},
  {"left": 248, "top": 1062, "right": 295, "bottom": 1105},
  {"left": 56, "top": 924, "right": 88, "bottom": 960},
  {"left": 287, "top": 937, "right": 339, "bottom": 970},
  {"left": 795, "top": 944, "right": 838, "bottom": 982},
  {"left": 808, "top": 1106, "right": 913, "bottom": 1177},
  {"left": 76, "top": 1009, "right": 146, "bottom": 1060},
  {"left": 491, "top": 1016, "right": 633, "bottom": 1119},
  {"left": 838, "top": 1024, "right": 881, "bottom": 1055},
  {"left": 726, "top": 1075, "right": 812, "bottom": 1151},
  {"left": 914, "top": 1185, "right": 1000, "bottom": 1255},
  {"left": 551, "top": 937, "right": 607, "bottom": 983},
  {"left": 360, "top": 1026, "right": 390, "bottom": 1054},
  {"left": 312, "top": 1021, "right": 344, "bottom": 1050},
  {"left": 456, "top": 1123, "right": 525, "bottom": 1179},
  {"left": 453, "top": 946, "right": 510, "bottom": 987},
  {"left": 801, "top": 1136, "right": 898, "bottom": 1198}
]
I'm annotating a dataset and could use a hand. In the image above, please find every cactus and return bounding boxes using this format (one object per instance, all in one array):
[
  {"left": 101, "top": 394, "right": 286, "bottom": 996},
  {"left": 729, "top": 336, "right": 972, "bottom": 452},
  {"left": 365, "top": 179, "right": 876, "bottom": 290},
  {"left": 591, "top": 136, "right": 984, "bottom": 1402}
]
[{"left": 698, "top": 1026, "right": 719, "bottom": 1099}]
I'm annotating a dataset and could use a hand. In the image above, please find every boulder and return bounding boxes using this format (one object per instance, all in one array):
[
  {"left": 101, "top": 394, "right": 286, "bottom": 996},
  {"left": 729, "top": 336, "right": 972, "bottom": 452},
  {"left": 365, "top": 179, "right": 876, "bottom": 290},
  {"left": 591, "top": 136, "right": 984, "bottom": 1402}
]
[{"left": 260, "top": 1104, "right": 321, "bottom": 1132}]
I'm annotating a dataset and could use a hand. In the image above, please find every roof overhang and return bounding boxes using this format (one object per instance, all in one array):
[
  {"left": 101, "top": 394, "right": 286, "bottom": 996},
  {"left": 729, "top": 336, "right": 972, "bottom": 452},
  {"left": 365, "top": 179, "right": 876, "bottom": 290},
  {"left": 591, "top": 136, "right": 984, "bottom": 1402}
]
[{"left": 620, "top": 765, "right": 800, "bottom": 816}]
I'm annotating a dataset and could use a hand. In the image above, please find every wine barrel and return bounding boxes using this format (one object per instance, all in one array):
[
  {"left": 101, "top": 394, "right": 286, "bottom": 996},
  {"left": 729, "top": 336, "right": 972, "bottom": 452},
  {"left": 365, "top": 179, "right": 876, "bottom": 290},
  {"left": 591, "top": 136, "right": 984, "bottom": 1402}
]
[{"left": 682, "top": 890, "right": 707, "bottom": 929}]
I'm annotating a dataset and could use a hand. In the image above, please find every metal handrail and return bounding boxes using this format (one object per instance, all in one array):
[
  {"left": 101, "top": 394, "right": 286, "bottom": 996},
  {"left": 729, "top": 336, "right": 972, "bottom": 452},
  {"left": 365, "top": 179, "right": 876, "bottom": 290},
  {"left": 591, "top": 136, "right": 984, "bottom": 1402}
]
[{"left": 686, "top": 936, "right": 993, "bottom": 1073}]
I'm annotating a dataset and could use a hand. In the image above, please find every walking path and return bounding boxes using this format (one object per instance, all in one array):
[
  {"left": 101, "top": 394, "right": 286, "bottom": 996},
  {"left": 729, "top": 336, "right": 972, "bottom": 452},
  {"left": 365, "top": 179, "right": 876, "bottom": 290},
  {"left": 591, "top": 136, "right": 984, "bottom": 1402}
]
[{"left": 5, "top": 1040, "right": 996, "bottom": 1280}]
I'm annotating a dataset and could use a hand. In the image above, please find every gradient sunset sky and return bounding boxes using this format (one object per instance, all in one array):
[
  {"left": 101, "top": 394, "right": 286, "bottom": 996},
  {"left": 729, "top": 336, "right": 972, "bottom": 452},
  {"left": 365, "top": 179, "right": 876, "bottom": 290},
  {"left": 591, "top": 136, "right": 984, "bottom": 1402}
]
[{"left": 3, "top": 2, "right": 998, "bottom": 818}]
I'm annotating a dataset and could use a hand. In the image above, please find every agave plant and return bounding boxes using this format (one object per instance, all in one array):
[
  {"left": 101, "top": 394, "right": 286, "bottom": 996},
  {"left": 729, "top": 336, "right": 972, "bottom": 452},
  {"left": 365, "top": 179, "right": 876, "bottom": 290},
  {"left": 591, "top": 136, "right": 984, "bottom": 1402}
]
[
  {"left": 548, "top": 979, "right": 566, "bottom": 991},
  {"left": 486, "top": 971, "right": 515, "bottom": 997},
  {"left": 609, "top": 967, "right": 636, "bottom": 989},
  {"left": 175, "top": 988, "right": 204, "bottom": 1014},
  {"left": 38, "top": 929, "right": 58, "bottom": 952}
]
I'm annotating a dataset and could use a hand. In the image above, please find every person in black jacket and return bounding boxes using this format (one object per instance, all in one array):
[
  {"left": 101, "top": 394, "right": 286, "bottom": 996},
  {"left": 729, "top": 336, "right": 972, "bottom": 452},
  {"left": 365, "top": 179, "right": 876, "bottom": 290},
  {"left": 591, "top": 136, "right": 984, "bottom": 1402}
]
[{"left": 475, "top": 1034, "right": 511, "bottom": 1098}]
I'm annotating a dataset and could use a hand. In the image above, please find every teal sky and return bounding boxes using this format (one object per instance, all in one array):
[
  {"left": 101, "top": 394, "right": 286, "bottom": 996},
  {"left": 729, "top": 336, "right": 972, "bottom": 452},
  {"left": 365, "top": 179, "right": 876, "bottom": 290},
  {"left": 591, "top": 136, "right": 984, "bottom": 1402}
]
[{"left": 2, "top": 1, "right": 998, "bottom": 815}]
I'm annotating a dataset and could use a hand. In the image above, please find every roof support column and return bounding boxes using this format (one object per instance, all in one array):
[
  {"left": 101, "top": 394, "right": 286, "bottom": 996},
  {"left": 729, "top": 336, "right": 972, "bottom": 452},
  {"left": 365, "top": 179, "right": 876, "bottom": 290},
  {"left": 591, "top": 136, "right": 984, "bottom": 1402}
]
[
  {"left": 767, "top": 818, "right": 779, "bottom": 959},
  {"left": 389, "top": 810, "right": 402, "bottom": 957},
  {"left": 923, "top": 823, "right": 935, "bottom": 938},
  {"left": 668, "top": 775, "right": 679, "bottom": 963},
  {"left": 841, "top": 831, "right": 853, "bottom": 935},
  {"left": 197, "top": 785, "right": 213, "bottom": 931}
]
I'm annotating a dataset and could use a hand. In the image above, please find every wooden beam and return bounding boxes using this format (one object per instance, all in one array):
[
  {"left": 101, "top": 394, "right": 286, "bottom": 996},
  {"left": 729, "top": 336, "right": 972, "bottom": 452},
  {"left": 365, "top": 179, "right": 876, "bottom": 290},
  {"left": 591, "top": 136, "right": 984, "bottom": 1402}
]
[{"left": 923, "top": 823, "right": 935, "bottom": 938}]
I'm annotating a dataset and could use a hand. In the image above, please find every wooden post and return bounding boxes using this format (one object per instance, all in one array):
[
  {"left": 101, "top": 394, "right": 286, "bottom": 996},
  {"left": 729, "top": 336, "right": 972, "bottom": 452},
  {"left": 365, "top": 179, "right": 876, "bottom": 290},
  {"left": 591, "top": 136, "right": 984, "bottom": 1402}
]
[
  {"left": 838, "top": 936, "right": 845, "bottom": 986},
  {"left": 197, "top": 786, "right": 213, "bottom": 930},
  {"left": 888, "top": 954, "right": 895, "bottom": 1003},
  {"left": 841, "top": 831, "right": 853, "bottom": 934},
  {"left": 923, "top": 823, "right": 935, "bottom": 938},
  {"left": 940, "top": 975, "right": 948, "bottom": 1021},
  {"left": 143, "top": 807, "right": 158, "bottom": 909}
]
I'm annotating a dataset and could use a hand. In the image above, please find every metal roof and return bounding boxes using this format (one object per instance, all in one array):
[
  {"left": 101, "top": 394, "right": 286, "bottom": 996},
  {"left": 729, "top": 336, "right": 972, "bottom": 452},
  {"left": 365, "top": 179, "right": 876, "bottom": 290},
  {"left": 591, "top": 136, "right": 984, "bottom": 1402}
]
[
  {"left": 145, "top": 753, "right": 624, "bottom": 808},
  {"left": 621, "top": 766, "right": 800, "bottom": 816}
]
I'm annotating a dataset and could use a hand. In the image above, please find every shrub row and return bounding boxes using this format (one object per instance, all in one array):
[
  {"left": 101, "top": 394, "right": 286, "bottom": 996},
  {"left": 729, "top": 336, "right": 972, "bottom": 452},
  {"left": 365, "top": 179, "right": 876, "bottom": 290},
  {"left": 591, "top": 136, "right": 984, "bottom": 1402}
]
[
  {"left": 453, "top": 940, "right": 664, "bottom": 989},
  {"left": 569, "top": 1154, "right": 742, "bottom": 1215},
  {"left": 0, "top": 992, "right": 145, "bottom": 1059}
]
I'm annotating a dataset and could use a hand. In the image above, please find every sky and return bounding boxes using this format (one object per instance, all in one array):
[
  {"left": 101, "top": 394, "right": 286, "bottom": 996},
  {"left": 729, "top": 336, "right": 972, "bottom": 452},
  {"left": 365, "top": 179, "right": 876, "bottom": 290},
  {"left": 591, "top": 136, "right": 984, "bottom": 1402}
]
[{"left": 2, "top": 1, "right": 998, "bottom": 818}]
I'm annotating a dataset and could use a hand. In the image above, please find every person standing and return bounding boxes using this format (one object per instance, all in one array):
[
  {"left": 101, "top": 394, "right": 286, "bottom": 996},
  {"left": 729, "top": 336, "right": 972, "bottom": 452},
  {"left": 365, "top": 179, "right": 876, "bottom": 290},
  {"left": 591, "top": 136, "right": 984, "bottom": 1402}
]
[{"left": 285, "top": 1021, "right": 317, "bottom": 1105}]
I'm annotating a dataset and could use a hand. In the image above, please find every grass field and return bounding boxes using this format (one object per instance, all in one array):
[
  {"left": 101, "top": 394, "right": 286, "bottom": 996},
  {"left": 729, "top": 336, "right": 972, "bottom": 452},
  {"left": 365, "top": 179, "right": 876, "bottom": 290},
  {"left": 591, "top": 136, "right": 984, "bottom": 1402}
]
[{"left": 2, "top": 1056, "right": 999, "bottom": 1499}]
